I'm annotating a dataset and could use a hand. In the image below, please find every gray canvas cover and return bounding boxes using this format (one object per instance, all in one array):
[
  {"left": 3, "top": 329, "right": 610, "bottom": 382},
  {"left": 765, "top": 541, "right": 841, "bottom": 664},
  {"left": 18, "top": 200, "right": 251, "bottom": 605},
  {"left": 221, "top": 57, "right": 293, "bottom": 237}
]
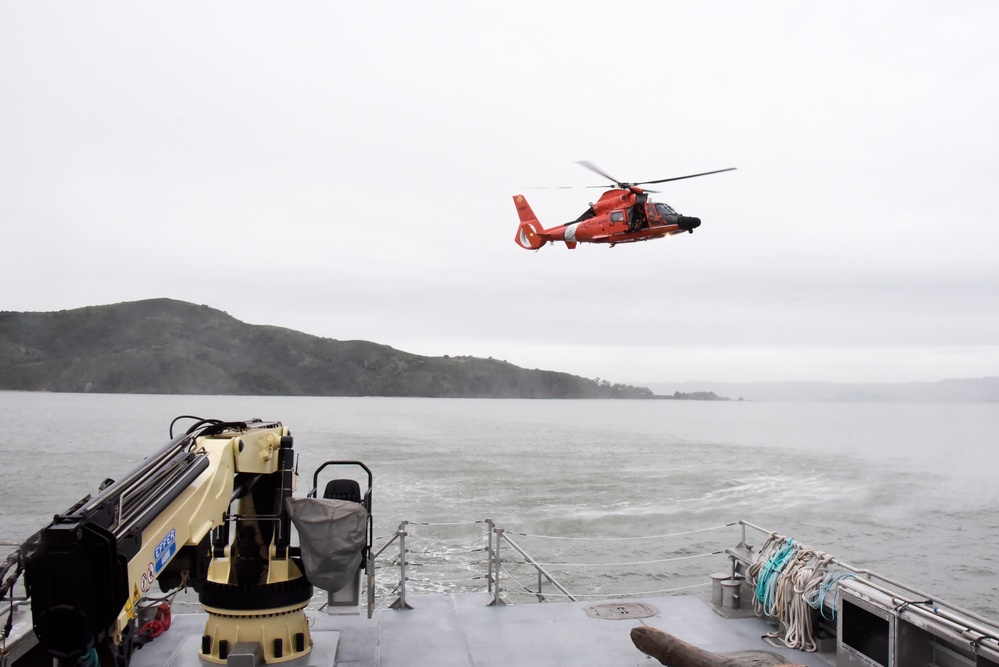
[{"left": 286, "top": 496, "right": 368, "bottom": 593}]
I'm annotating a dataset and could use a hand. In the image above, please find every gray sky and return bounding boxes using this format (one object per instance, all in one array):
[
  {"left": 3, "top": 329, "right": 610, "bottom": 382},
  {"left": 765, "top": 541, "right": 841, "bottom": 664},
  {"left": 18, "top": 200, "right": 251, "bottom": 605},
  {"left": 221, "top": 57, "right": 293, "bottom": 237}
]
[{"left": 2, "top": 2, "right": 998, "bottom": 384}]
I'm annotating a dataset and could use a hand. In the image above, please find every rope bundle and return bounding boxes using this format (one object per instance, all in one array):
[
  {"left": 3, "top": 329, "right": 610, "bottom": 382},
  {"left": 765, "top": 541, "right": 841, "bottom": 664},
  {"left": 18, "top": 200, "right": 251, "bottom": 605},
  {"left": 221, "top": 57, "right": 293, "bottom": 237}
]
[{"left": 745, "top": 532, "right": 836, "bottom": 652}]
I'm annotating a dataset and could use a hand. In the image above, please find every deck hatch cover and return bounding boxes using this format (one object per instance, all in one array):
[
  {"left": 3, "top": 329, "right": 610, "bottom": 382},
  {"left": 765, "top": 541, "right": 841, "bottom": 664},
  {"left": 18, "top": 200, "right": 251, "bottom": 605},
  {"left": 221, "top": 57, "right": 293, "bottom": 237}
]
[
  {"left": 583, "top": 602, "right": 658, "bottom": 620},
  {"left": 720, "top": 652, "right": 793, "bottom": 666}
]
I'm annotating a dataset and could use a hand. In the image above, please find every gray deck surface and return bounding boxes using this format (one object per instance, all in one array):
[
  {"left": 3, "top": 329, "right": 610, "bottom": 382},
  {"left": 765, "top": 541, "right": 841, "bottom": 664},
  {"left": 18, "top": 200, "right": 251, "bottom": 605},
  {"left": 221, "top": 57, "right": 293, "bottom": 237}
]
[{"left": 131, "top": 592, "right": 837, "bottom": 666}]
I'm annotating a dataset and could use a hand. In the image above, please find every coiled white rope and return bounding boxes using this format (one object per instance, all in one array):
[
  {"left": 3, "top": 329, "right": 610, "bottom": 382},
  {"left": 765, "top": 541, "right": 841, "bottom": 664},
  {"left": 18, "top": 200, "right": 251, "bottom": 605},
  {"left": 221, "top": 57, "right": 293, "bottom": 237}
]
[{"left": 745, "top": 532, "right": 837, "bottom": 652}]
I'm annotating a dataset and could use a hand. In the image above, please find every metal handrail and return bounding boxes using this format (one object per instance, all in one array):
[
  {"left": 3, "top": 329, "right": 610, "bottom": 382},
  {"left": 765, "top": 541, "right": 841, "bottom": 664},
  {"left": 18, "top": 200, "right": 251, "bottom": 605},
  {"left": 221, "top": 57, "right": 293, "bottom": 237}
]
[
  {"left": 497, "top": 530, "right": 576, "bottom": 603},
  {"left": 369, "top": 518, "right": 582, "bottom": 607},
  {"left": 736, "top": 520, "right": 999, "bottom": 645},
  {"left": 358, "top": 514, "right": 999, "bottom": 663},
  {"left": 366, "top": 518, "right": 738, "bottom": 608}
]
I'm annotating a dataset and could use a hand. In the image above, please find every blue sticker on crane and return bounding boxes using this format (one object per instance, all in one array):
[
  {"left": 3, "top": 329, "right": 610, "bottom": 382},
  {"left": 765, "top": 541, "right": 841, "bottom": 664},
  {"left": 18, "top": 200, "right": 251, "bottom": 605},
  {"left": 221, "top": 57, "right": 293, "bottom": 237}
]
[{"left": 153, "top": 528, "right": 177, "bottom": 573}]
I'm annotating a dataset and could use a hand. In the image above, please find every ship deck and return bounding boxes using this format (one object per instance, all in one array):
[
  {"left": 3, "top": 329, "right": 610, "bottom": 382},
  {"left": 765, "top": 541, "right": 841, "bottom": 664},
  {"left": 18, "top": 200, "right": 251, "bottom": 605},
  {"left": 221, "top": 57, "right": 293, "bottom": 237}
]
[{"left": 131, "top": 591, "right": 836, "bottom": 667}]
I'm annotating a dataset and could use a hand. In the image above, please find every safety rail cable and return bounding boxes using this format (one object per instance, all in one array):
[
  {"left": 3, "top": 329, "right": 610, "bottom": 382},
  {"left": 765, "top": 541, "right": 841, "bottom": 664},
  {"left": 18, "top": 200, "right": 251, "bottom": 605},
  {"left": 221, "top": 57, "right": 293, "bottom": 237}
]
[
  {"left": 366, "top": 520, "right": 490, "bottom": 611},
  {"left": 366, "top": 519, "right": 741, "bottom": 608},
  {"left": 396, "top": 523, "right": 488, "bottom": 551},
  {"left": 497, "top": 521, "right": 736, "bottom": 601},
  {"left": 405, "top": 560, "right": 483, "bottom": 568},
  {"left": 406, "top": 532, "right": 490, "bottom": 546},
  {"left": 738, "top": 521, "right": 999, "bottom": 647},
  {"left": 406, "top": 520, "right": 485, "bottom": 527},
  {"left": 507, "top": 522, "right": 737, "bottom": 541},
  {"left": 398, "top": 526, "right": 489, "bottom": 584},
  {"left": 407, "top": 575, "right": 489, "bottom": 587},
  {"left": 406, "top": 569, "right": 489, "bottom": 580},
  {"left": 525, "top": 550, "right": 723, "bottom": 568}
]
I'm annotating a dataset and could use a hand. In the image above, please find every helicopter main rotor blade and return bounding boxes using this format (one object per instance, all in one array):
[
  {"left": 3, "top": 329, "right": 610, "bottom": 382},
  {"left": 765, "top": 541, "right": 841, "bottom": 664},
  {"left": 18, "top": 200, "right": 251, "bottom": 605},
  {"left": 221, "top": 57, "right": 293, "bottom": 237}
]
[
  {"left": 635, "top": 168, "right": 737, "bottom": 186},
  {"left": 576, "top": 160, "right": 626, "bottom": 188}
]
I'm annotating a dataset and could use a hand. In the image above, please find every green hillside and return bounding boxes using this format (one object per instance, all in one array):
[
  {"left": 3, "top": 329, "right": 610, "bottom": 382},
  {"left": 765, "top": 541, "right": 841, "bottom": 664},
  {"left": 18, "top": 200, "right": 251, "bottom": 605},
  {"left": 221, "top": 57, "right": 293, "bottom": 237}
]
[{"left": 0, "top": 299, "right": 652, "bottom": 399}]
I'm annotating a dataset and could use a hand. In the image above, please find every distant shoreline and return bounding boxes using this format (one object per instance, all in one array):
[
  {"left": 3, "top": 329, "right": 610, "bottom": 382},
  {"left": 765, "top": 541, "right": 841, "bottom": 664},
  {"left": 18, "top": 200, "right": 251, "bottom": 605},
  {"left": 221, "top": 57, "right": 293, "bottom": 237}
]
[
  {"left": 643, "top": 378, "right": 999, "bottom": 403},
  {"left": 652, "top": 391, "right": 732, "bottom": 401}
]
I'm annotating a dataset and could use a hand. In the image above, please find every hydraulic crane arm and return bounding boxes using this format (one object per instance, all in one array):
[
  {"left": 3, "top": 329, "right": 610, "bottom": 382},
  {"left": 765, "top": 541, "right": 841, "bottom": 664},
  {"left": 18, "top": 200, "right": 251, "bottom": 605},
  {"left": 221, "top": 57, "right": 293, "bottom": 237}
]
[{"left": 21, "top": 418, "right": 303, "bottom": 665}]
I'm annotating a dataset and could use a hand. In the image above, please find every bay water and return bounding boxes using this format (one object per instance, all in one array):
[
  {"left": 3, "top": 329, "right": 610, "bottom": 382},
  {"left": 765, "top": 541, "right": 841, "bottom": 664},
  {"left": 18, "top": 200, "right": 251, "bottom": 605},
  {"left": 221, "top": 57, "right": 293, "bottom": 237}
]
[{"left": 1, "top": 392, "right": 996, "bottom": 617}]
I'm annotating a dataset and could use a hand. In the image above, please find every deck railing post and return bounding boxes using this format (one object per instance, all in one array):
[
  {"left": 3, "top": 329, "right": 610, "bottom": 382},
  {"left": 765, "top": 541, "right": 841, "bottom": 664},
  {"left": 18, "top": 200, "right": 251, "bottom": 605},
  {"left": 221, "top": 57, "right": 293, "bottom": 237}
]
[
  {"left": 485, "top": 518, "right": 496, "bottom": 594},
  {"left": 488, "top": 526, "right": 506, "bottom": 606},
  {"left": 366, "top": 550, "right": 376, "bottom": 619},
  {"left": 389, "top": 521, "right": 413, "bottom": 610}
]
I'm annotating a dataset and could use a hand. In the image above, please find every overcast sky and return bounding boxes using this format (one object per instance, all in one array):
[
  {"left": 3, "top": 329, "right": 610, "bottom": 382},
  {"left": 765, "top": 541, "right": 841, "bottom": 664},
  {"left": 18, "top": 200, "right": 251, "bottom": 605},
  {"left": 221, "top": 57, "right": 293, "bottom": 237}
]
[{"left": 2, "top": 2, "right": 997, "bottom": 384}]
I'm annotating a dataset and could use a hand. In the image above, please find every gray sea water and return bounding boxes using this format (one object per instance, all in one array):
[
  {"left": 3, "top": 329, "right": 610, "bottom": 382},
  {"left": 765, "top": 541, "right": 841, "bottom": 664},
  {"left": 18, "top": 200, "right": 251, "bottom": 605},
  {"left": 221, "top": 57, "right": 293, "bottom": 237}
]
[{"left": 1, "top": 392, "right": 997, "bottom": 617}]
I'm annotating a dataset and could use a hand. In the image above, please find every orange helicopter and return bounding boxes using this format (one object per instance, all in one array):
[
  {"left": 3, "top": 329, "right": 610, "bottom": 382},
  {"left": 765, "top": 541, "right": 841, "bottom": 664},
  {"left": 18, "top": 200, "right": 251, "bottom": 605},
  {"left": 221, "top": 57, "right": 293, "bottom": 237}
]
[{"left": 513, "top": 161, "right": 735, "bottom": 250}]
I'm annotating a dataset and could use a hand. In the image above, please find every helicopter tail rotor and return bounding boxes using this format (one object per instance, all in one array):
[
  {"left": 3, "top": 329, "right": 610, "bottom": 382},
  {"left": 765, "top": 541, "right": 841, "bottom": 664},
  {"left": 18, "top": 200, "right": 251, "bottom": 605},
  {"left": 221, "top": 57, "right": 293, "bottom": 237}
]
[
  {"left": 515, "top": 220, "right": 545, "bottom": 250},
  {"left": 513, "top": 194, "right": 546, "bottom": 250}
]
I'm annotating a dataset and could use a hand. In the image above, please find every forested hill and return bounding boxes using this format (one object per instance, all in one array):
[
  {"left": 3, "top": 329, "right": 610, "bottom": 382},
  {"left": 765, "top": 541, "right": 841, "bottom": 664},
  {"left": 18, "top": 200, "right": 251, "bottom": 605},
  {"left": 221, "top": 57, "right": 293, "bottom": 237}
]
[{"left": 0, "top": 299, "right": 653, "bottom": 399}]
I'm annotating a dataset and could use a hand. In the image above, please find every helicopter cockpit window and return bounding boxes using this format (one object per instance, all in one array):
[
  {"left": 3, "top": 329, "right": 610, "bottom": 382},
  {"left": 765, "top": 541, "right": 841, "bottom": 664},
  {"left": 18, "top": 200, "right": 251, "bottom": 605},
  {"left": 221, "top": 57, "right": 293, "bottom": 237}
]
[
  {"left": 609, "top": 210, "right": 625, "bottom": 222},
  {"left": 656, "top": 203, "right": 677, "bottom": 217}
]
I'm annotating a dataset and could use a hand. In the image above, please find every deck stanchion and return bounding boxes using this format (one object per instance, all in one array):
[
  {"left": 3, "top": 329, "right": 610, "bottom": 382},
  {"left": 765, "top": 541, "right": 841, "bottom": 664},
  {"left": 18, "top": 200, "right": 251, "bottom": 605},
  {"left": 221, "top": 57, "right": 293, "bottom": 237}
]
[
  {"left": 366, "top": 551, "right": 376, "bottom": 619},
  {"left": 488, "top": 527, "right": 506, "bottom": 606},
  {"left": 485, "top": 518, "right": 495, "bottom": 595},
  {"left": 389, "top": 521, "right": 413, "bottom": 610}
]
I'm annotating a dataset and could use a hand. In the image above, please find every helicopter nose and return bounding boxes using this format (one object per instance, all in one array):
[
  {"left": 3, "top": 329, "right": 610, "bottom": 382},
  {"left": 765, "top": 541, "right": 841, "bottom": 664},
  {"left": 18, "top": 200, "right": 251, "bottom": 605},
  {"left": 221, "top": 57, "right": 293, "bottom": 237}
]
[{"left": 677, "top": 216, "right": 701, "bottom": 231}]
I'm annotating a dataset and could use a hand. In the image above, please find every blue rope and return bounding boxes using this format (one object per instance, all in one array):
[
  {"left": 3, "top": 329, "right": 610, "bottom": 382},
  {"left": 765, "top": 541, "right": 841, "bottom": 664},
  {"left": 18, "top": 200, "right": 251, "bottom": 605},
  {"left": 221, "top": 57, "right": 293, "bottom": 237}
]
[
  {"left": 755, "top": 538, "right": 796, "bottom": 612},
  {"left": 809, "top": 572, "right": 855, "bottom": 621},
  {"left": 78, "top": 648, "right": 100, "bottom": 667}
]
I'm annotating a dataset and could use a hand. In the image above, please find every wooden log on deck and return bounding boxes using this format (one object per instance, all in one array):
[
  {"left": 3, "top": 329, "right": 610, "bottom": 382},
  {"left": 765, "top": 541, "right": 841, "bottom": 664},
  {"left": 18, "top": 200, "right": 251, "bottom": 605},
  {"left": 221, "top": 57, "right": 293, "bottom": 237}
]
[{"left": 630, "top": 626, "right": 805, "bottom": 667}]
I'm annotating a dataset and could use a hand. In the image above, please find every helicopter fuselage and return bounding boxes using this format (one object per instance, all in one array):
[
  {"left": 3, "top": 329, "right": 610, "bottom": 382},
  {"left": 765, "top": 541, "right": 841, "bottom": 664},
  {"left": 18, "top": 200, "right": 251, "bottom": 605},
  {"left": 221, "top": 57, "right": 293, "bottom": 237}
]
[
  {"left": 513, "top": 161, "right": 731, "bottom": 250},
  {"left": 514, "top": 189, "right": 700, "bottom": 250}
]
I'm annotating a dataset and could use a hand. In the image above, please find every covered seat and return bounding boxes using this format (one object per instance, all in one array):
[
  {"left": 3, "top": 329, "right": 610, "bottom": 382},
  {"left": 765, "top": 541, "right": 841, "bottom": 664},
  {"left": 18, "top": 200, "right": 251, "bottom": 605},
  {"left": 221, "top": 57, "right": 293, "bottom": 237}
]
[{"left": 285, "top": 496, "right": 367, "bottom": 594}]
